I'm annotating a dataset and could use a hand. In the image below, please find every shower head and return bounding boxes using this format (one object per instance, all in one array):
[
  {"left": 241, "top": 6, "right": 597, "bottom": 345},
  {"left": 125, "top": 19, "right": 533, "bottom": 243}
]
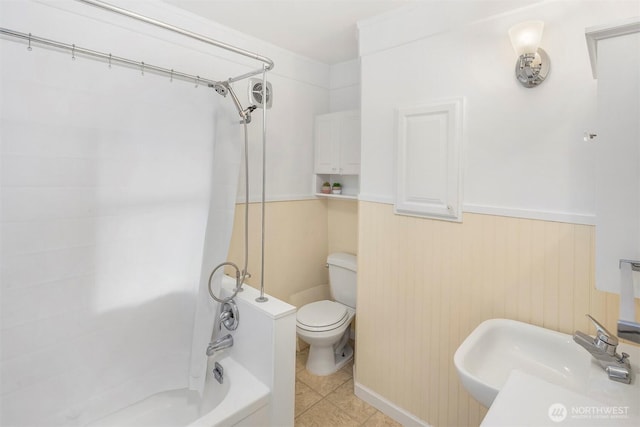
[{"left": 210, "top": 81, "right": 256, "bottom": 124}]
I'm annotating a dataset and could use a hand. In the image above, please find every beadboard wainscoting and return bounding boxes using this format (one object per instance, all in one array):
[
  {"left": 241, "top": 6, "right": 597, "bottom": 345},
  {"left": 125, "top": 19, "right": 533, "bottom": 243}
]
[
  {"left": 226, "top": 199, "right": 328, "bottom": 302},
  {"left": 226, "top": 198, "right": 358, "bottom": 303},
  {"left": 355, "top": 201, "right": 640, "bottom": 427}
]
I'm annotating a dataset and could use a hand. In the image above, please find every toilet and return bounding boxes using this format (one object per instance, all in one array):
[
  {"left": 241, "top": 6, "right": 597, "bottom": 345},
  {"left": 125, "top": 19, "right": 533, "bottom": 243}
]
[{"left": 296, "top": 252, "right": 357, "bottom": 376}]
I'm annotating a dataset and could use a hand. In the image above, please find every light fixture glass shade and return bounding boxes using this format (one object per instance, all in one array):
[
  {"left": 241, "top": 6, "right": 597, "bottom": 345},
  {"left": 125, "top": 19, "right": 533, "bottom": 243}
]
[{"left": 509, "top": 21, "right": 544, "bottom": 56}]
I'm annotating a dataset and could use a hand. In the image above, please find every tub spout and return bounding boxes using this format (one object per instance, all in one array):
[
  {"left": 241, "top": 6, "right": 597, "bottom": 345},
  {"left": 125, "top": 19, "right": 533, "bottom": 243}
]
[{"left": 206, "top": 334, "right": 233, "bottom": 356}]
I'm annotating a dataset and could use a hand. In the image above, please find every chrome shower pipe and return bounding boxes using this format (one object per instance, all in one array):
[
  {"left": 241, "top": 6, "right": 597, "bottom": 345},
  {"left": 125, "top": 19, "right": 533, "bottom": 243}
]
[
  {"left": 208, "top": 119, "right": 251, "bottom": 304},
  {"left": 76, "top": 0, "right": 274, "bottom": 81},
  {"left": 256, "top": 64, "right": 268, "bottom": 303}
]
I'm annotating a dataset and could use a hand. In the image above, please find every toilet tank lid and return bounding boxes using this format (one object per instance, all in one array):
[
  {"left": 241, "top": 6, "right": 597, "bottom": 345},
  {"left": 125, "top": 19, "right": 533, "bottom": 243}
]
[{"left": 327, "top": 252, "right": 357, "bottom": 271}]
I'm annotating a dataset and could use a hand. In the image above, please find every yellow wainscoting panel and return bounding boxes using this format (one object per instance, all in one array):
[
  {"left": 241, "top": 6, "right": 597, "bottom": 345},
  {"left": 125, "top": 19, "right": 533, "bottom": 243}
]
[
  {"left": 328, "top": 198, "right": 358, "bottom": 255},
  {"left": 355, "top": 201, "right": 639, "bottom": 427},
  {"left": 227, "top": 199, "right": 328, "bottom": 302}
]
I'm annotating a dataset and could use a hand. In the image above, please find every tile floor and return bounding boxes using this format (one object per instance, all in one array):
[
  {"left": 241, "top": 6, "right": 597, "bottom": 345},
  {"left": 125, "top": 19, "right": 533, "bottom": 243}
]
[{"left": 294, "top": 347, "right": 401, "bottom": 427}]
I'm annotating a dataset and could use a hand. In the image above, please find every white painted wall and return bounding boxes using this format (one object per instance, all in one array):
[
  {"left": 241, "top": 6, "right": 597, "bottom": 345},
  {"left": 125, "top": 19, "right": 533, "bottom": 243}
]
[
  {"left": 238, "top": 68, "right": 329, "bottom": 202},
  {"left": 357, "top": 0, "right": 639, "bottom": 224},
  {"left": 330, "top": 59, "right": 360, "bottom": 112}
]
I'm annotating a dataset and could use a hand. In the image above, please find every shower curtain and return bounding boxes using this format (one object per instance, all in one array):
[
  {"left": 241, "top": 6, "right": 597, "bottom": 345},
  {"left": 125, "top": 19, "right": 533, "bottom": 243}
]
[
  {"left": 188, "top": 107, "right": 244, "bottom": 392},
  {"left": 0, "top": 21, "right": 242, "bottom": 426}
]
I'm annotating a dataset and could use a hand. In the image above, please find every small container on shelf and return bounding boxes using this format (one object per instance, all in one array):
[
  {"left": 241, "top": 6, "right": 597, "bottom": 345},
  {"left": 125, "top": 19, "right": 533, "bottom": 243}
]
[
  {"left": 331, "top": 182, "right": 342, "bottom": 194},
  {"left": 321, "top": 182, "right": 331, "bottom": 194}
]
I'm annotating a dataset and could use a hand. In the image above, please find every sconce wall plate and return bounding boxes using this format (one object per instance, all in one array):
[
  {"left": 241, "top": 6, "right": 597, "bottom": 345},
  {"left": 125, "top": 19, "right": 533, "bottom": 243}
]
[{"left": 514, "top": 47, "right": 550, "bottom": 88}]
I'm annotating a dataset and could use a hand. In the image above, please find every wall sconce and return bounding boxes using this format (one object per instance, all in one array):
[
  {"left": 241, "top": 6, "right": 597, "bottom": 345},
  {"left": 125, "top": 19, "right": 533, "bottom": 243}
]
[{"left": 508, "top": 20, "right": 550, "bottom": 88}]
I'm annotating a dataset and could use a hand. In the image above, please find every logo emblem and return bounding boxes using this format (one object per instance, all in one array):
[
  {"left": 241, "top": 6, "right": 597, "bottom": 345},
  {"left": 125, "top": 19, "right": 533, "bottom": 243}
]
[{"left": 548, "top": 403, "right": 567, "bottom": 423}]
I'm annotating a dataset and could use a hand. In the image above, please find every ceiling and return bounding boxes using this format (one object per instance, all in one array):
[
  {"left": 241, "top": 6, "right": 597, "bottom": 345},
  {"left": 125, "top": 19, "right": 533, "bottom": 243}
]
[{"left": 163, "top": 0, "right": 416, "bottom": 64}]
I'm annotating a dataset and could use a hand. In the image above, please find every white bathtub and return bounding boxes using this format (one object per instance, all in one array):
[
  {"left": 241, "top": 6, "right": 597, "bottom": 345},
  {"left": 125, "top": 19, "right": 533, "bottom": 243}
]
[
  {"left": 86, "top": 276, "right": 296, "bottom": 427},
  {"left": 88, "top": 356, "right": 270, "bottom": 427}
]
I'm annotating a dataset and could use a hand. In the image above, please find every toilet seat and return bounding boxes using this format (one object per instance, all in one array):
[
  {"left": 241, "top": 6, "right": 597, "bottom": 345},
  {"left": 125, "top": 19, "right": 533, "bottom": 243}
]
[{"left": 296, "top": 300, "right": 349, "bottom": 332}]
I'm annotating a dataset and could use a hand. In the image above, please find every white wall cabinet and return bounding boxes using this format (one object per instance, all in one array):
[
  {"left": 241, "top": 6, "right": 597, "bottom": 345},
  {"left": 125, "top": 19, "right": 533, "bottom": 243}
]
[{"left": 314, "top": 110, "right": 361, "bottom": 175}]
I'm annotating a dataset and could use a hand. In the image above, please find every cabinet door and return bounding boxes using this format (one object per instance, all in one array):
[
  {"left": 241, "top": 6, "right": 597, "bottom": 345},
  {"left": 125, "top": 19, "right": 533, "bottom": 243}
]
[
  {"left": 338, "top": 111, "right": 361, "bottom": 174},
  {"left": 594, "top": 31, "right": 640, "bottom": 294},
  {"left": 314, "top": 114, "right": 338, "bottom": 174}
]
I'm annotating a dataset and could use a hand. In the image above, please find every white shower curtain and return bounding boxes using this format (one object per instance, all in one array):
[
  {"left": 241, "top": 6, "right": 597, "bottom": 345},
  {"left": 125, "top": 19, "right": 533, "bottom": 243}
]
[
  {"left": 0, "top": 30, "right": 242, "bottom": 424},
  {"left": 188, "top": 101, "right": 244, "bottom": 392}
]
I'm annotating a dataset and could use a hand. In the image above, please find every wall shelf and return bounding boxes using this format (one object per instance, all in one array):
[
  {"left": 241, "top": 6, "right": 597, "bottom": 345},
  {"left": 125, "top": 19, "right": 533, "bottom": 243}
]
[{"left": 315, "top": 192, "right": 358, "bottom": 200}]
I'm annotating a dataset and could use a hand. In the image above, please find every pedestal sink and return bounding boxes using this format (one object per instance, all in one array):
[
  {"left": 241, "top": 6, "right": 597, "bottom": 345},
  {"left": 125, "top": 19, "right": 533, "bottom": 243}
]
[{"left": 454, "top": 319, "right": 640, "bottom": 409}]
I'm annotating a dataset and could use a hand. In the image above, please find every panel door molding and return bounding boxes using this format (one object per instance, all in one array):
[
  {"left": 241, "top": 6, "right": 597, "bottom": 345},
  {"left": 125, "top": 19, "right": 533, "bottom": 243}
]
[
  {"left": 395, "top": 97, "right": 464, "bottom": 222},
  {"left": 591, "top": 28, "right": 640, "bottom": 295}
]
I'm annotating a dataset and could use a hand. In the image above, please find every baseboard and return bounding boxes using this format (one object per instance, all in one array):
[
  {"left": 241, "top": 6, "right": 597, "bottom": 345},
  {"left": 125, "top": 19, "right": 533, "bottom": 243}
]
[{"left": 354, "top": 381, "right": 431, "bottom": 427}]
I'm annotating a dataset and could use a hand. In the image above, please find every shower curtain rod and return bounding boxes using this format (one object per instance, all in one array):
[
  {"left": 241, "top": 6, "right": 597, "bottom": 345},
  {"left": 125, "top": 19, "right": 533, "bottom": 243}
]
[
  {"left": 77, "top": 0, "right": 275, "bottom": 83},
  {"left": 0, "top": 27, "right": 220, "bottom": 88}
]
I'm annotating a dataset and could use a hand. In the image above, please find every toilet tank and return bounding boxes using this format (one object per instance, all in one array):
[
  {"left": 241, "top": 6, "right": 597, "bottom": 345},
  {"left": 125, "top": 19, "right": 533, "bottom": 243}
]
[{"left": 327, "top": 253, "right": 357, "bottom": 309}]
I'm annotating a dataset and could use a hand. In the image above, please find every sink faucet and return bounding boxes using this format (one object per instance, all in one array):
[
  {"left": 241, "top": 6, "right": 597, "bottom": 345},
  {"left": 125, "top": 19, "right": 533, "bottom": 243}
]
[
  {"left": 573, "top": 314, "right": 631, "bottom": 384},
  {"left": 206, "top": 334, "right": 233, "bottom": 356}
]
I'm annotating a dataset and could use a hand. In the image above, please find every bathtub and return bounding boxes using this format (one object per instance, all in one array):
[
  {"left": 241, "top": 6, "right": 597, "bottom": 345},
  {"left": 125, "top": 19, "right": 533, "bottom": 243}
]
[
  {"left": 88, "top": 356, "right": 270, "bottom": 427},
  {"left": 86, "top": 275, "right": 295, "bottom": 427}
]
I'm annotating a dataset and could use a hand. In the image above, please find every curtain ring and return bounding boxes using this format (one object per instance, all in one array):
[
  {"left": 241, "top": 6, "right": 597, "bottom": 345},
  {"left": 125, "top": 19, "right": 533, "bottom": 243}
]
[
  {"left": 108, "top": 53, "right": 112, "bottom": 68},
  {"left": 71, "top": 44, "right": 76, "bottom": 60},
  {"left": 170, "top": 69, "right": 173, "bottom": 83},
  {"left": 27, "top": 33, "right": 32, "bottom": 51},
  {"left": 195, "top": 75, "right": 199, "bottom": 88},
  {"left": 141, "top": 61, "right": 145, "bottom": 76}
]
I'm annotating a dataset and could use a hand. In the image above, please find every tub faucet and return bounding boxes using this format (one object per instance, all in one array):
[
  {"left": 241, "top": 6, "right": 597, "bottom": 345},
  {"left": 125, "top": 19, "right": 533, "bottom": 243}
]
[
  {"left": 218, "top": 300, "right": 239, "bottom": 331},
  {"left": 206, "top": 334, "right": 233, "bottom": 356},
  {"left": 573, "top": 314, "right": 632, "bottom": 384}
]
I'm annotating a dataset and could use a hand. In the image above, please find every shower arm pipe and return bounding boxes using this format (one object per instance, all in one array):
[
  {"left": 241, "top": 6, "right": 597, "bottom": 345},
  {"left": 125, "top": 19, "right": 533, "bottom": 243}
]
[{"left": 77, "top": 0, "right": 274, "bottom": 82}]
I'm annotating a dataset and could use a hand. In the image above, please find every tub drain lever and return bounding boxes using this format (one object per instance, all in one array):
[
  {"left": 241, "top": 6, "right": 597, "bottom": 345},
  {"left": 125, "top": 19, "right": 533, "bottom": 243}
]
[{"left": 213, "top": 362, "right": 224, "bottom": 384}]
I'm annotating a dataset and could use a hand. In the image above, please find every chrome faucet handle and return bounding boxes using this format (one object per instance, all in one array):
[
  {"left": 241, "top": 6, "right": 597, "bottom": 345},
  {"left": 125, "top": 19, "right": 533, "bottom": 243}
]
[
  {"left": 220, "top": 300, "right": 239, "bottom": 331},
  {"left": 586, "top": 314, "right": 618, "bottom": 353}
]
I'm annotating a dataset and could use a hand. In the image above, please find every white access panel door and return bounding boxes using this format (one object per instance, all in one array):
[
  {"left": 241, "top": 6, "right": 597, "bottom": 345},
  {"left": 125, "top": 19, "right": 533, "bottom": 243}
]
[{"left": 395, "top": 98, "right": 464, "bottom": 222}]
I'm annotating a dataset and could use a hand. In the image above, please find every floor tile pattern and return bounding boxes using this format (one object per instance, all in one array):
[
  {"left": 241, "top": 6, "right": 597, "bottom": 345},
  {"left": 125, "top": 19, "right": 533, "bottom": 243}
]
[{"left": 294, "top": 348, "right": 401, "bottom": 427}]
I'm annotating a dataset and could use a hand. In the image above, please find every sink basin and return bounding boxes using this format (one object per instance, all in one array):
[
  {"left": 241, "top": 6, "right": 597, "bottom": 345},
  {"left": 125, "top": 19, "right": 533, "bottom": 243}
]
[{"left": 454, "top": 319, "right": 640, "bottom": 408}]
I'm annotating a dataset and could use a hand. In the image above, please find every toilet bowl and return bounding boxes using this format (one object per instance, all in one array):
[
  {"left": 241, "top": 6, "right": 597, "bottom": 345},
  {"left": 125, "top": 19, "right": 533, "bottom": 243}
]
[
  {"left": 297, "top": 300, "right": 355, "bottom": 375},
  {"left": 296, "top": 253, "right": 357, "bottom": 376}
]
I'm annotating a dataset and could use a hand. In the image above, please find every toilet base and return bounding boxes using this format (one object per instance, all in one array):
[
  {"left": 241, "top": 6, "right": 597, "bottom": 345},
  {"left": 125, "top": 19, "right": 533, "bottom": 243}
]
[
  {"left": 306, "top": 342, "right": 353, "bottom": 376},
  {"left": 334, "top": 342, "right": 354, "bottom": 371}
]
